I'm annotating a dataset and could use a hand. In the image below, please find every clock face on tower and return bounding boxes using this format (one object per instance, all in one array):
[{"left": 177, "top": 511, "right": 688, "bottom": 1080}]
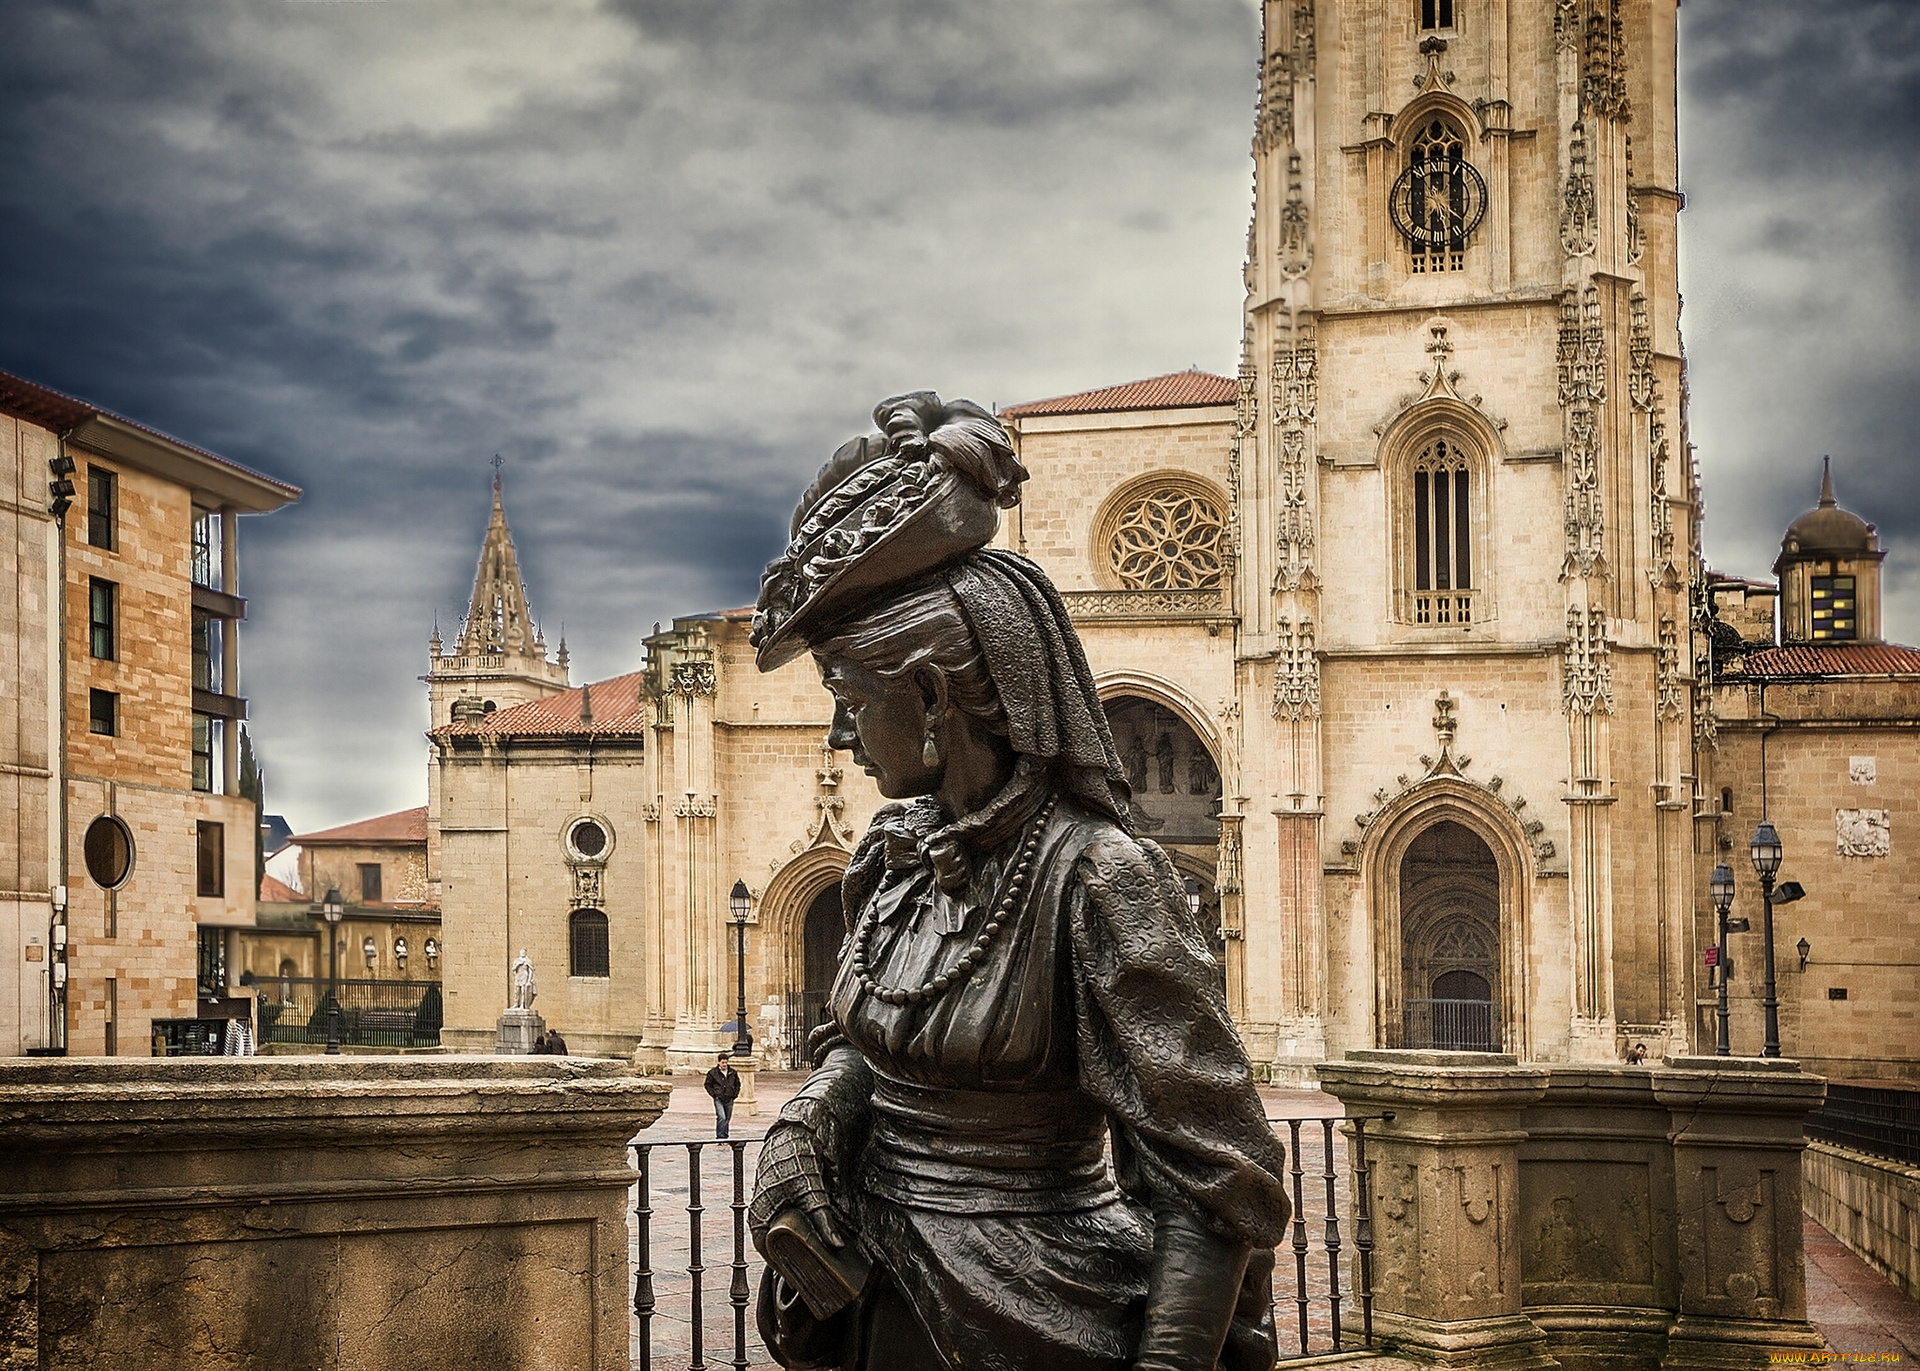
[{"left": 1389, "top": 120, "right": 1488, "bottom": 263}]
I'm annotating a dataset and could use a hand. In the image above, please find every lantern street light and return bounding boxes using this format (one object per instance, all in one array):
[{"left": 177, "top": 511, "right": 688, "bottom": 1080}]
[
  {"left": 316, "top": 887, "right": 344, "bottom": 1054},
  {"left": 729, "top": 880, "right": 754, "bottom": 1058},
  {"left": 1748, "top": 821, "right": 1805, "bottom": 1059},
  {"left": 1709, "top": 863, "right": 1736, "bottom": 1056}
]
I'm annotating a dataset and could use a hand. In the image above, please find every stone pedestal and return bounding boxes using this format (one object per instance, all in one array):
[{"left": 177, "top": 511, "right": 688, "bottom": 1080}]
[
  {"left": 1653, "top": 1056, "right": 1828, "bottom": 1369},
  {"left": 495, "top": 1006, "right": 546, "bottom": 1054},
  {"left": 0, "top": 1056, "right": 669, "bottom": 1369},
  {"left": 1321, "top": 1049, "right": 1832, "bottom": 1371},
  {"left": 1319, "top": 1049, "right": 1558, "bottom": 1369}
]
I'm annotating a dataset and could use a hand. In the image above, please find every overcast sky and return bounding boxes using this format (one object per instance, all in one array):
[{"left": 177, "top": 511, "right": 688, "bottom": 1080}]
[{"left": 2, "top": 0, "right": 1914, "bottom": 832}]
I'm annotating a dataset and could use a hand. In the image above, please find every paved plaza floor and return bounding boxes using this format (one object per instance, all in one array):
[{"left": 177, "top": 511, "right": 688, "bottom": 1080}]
[{"left": 628, "top": 1071, "right": 1920, "bottom": 1368}]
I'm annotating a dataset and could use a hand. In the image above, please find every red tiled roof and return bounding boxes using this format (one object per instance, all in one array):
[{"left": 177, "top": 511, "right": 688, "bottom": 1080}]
[
  {"left": 434, "top": 671, "right": 649, "bottom": 738},
  {"left": 1000, "top": 370, "right": 1236, "bottom": 419},
  {"left": 290, "top": 805, "right": 428, "bottom": 846},
  {"left": 259, "top": 874, "right": 301, "bottom": 903},
  {"left": 1737, "top": 643, "right": 1920, "bottom": 678}
]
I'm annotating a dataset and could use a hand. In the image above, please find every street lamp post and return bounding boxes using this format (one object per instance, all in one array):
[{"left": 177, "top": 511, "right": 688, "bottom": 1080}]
[
  {"left": 318, "top": 887, "right": 344, "bottom": 1055},
  {"left": 1710, "top": 863, "right": 1736, "bottom": 1056},
  {"left": 728, "top": 881, "right": 754, "bottom": 1058},
  {"left": 1745, "top": 822, "right": 1804, "bottom": 1059}
]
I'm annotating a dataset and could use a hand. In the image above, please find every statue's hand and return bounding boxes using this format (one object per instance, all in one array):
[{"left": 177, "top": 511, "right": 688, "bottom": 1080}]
[{"left": 749, "top": 1120, "right": 846, "bottom": 1252}]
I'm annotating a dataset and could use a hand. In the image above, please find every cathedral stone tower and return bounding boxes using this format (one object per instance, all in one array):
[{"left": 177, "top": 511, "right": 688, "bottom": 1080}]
[
  {"left": 1235, "top": 0, "right": 1693, "bottom": 1069},
  {"left": 424, "top": 474, "right": 569, "bottom": 731}
]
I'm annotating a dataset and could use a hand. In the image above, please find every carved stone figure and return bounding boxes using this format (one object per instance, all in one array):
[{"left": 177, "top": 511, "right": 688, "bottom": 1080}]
[
  {"left": 1155, "top": 731, "right": 1177, "bottom": 794},
  {"left": 747, "top": 392, "right": 1289, "bottom": 1371},
  {"left": 1125, "top": 733, "right": 1149, "bottom": 792},
  {"left": 1835, "top": 809, "right": 1890, "bottom": 858},
  {"left": 510, "top": 948, "right": 537, "bottom": 1010}
]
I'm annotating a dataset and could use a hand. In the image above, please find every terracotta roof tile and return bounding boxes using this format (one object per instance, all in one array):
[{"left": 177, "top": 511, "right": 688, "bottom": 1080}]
[
  {"left": 290, "top": 805, "right": 428, "bottom": 846},
  {"left": 1000, "top": 370, "right": 1236, "bottom": 419},
  {"left": 433, "top": 671, "right": 650, "bottom": 738},
  {"left": 258, "top": 874, "right": 302, "bottom": 903},
  {"left": 1736, "top": 643, "right": 1920, "bottom": 678}
]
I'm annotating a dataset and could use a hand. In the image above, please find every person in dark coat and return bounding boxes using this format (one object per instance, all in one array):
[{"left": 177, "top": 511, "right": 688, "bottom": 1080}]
[
  {"left": 546, "top": 1028, "right": 569, "bottom": 1056},
  {"left": 706, "top": 1052, "right": 742, "bottom": 1138}
]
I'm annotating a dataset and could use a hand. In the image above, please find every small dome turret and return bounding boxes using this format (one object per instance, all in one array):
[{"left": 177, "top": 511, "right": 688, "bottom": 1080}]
[{"left": 1774, "top": 458, "right": 1885, "bottom": 644}]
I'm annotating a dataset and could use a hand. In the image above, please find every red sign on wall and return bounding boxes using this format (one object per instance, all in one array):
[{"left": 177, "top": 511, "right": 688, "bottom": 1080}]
[{"left": 1703, "top": 947, "right": 1719, "bottom": 967}]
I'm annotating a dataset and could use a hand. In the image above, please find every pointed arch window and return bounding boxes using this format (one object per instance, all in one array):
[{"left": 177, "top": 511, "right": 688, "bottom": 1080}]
[
  {"left": 1413, "top": 439, "right": 1474, "bottom": 624},
  {"left": 1390, "top": 117, "right": 1486, "bottom": 274}
]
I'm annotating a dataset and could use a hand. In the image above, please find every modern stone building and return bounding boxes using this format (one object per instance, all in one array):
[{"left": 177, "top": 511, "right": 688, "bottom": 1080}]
[
  {"left": 423, "top": 0, "right": 1916, "bottom": 1080},
  {"left": 0, "top": 368, "right": 298, "bottom": 1056}
]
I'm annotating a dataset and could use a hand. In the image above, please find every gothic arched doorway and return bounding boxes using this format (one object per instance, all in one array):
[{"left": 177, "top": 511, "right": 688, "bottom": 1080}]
[
  {"left": 786, "top": 884, "right": 843, "bottom": 1067},
  {"left": 1398, "top": 819, "right": 1501, "bottom": 1051},
  {"left": 1102, "top": 694, "right": 1225, "bottom": 974}
]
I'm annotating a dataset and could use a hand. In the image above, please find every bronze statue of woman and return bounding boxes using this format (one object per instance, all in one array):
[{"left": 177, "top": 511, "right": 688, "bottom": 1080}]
[{"left": 747, "top": 392, "right": 1290, "bottom": 1371}]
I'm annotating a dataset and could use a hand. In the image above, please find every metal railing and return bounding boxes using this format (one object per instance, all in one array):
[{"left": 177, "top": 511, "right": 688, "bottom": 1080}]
[
  {"left": 1398, "top": 997, "right": 1499, "bottom": 1052},
  {"left": 1805, "top": 1080, "right": 1920, "bottom": 1167},
  {"left": 253, "top": 976, "right": 443, "bottom": 1048},
  {"left": 630, "top": 1113, "right": 1387, "bottom": 1368}
]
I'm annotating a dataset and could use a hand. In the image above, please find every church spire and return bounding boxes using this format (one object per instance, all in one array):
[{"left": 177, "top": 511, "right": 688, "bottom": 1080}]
[{"left": 457, "top": 469, "right": 543, "bottom": 661}]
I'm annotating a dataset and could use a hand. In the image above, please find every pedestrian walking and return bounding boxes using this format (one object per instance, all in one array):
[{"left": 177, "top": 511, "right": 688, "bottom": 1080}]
[{"left": 704, "top": 1052, "right": 741, "bottom": 1138}]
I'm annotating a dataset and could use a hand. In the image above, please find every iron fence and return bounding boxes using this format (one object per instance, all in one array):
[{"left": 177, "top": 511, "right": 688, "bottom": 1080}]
[
  {"left": 1805, "top": 1080, "right": 1920, "bottom": 1167},
  {"left": 1398, "top": 996, "right": 1499, "bottom": 1052},
  {"left": 630, "top": 1113, "right": 1387, "bottom": 1369},
  {"left": 254, "top": 975, "right": 443, "bottom": 1048}
]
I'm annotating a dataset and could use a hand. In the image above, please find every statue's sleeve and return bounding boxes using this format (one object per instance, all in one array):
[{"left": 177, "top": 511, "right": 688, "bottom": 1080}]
[{"left": 1067, "top": 832, "right": 1292, "bottom": 1248}]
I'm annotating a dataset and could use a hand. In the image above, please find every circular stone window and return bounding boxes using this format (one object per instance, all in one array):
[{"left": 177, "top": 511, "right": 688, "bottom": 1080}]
[
  {"left": 1100, "top": 480, "right": 1227, "bottom": 591},
  {"left": 567, "top": 817, "right": 610, "bottom": 861},
  {"left": 83, "top": 815, "right": 134, "bottom": 889}
]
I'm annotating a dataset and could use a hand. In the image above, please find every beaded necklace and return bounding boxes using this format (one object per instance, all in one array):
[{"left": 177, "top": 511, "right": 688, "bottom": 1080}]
[{"left": 850, "top": 797, "right": 1057, "bottom": 1008}]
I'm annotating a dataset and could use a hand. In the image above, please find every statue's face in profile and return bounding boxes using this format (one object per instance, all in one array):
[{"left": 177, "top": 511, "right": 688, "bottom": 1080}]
[{"left": 817, "top": 652, "right": 938, "bottom": 801}]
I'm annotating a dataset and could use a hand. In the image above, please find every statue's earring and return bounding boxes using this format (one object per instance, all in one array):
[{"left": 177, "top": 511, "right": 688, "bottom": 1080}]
[{"left": 923, "top": 727, "right": 941, "bottom": 769}]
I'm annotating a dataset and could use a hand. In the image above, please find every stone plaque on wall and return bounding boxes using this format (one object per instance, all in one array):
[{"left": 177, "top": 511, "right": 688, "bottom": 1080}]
[
  {"left": 1835, "top": 809, "right": 1890, "bottom": 858},
  {"left": 1848, "top": 756, "right": 1876, "bottom": 785}
]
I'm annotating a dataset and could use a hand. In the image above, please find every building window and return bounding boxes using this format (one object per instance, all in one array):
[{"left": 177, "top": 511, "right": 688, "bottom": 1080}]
[
  {"left": 197, "top": 821, "right": 225, "bottom": 898},
  {"left": 1412, "top": 438, "right": 1474, "bottom": 624},
  {"left": 89, "top": 578, "right": 116, "bottom": 660},
  {"left": 83, "top": 815, "right": 134, "bottom": 889},
  {"left": 197, "top": 926, "right": 227, "bottom": 998},
  {"left": 191, "top": 506, "right": 221, "bottom": 590},
  {"left": 1421, "top": 0, "right": 1454, "bottom": 29},
  {"left": 192, "top": 616, "right": 224, "bottom": 693},
  {"left": 89, "top": 688, "right": 117, "bottom": 737},
  {"left": 1391, "top": 117, "right": 1486, "bottom": 274},
  {"left": 1810, "top": 575, "right": 1857, "bottom": 640},
  {"left": 359, "top": 863, "right": 383, "bottom": 904},
  {"left": 193, "top": 714, "right": 222, "bottom": 793},
  {"left": 105, "top": 978, "right": 117, "bottom": 1057},
  {"left": 87, "top": 467, "right": 116, "bottom": 550},
  {"left": 569, "top": 909, "right": 610, "bottom": 978},
  {"left": 1100, "top": 479, "right": 1228, "bottom": 591}
]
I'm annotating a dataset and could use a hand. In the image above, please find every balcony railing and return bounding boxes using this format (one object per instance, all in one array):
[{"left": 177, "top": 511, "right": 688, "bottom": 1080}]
[
  {"left": 1805, "top": 1080, "right": 1920, "bottom": 1166},
  {"left": 1413, "top": 590, "right": 1474, "bottom": 625},
  {"left": 630, "top": 1113, "right": 1387, "bottom": 1368},
  {"left": 254, "top": 975, "right": 443, "bottom": 1048}
]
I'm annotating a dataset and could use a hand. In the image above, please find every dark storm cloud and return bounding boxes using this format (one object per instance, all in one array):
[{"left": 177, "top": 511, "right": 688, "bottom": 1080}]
[
  {"left": 0, "top": 0, "right": 1258, "bottom": 828},
  {"left": 1678, "top": 0, "right": 1920, "bottom": 637},
  {"left": 3, "top": 0, "right": 1906, "bottom": 830}
]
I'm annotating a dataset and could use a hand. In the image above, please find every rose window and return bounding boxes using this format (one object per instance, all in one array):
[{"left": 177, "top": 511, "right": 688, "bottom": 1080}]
[{"left": 1107, "top": 488, "right": 1226, "bottom": 591}]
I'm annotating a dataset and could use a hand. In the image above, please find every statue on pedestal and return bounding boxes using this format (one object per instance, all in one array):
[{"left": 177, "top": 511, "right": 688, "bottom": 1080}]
[
  {"left": 496, "top": 948, "right": 545, "bottom": 1055},
  {"left": 745, "top": 393, "right": 1290, "bottom": 1371}
]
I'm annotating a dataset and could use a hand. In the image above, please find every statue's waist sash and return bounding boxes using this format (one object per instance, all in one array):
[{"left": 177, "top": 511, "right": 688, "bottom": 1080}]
[{"left": 860, "top": 1073, "right": 1121, "bottom": 1216}]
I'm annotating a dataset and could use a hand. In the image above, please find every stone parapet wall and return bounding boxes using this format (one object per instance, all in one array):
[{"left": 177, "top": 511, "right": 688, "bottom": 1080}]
[
  {"left": 1802, "top": 1140, "right": 1920, "bottom": 1301},
  {"left": 0, "top": 1056, "right": 667, "bottom": 1369}
]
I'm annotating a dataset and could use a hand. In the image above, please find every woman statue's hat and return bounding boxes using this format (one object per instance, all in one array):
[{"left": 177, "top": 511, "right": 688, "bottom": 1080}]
[{"left": 751, "top": 393, "right": 1026, "bottom": 672}]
